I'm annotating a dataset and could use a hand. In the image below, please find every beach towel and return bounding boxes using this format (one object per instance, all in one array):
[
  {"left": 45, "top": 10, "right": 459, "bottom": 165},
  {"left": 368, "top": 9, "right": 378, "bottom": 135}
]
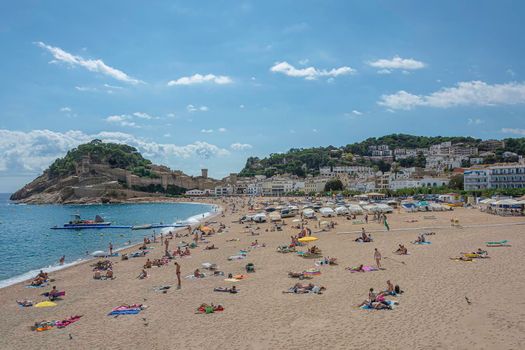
[
  {"left": 303, "top": 269, "right": 321, "bottom": 276},
  {"left": 185, "top": 273, "right": 207, "bottom": 279},
  {"left": 412, "top": 241, "right": 431, "bottom": 245},
  {"left": 108, "top": 309, "right": 142, "bottom": 316},
  {"left": 25, "top": 283, "right": 48, "bottom": 288},
  {"left": 55, "top": 315, "right": 82, "bottom": 328},
  {"left": 42, "top": 291, "right": 66, "bottom": 298},
  {"left": 360, "top": 300, "right": 397, "bottom": 310}
]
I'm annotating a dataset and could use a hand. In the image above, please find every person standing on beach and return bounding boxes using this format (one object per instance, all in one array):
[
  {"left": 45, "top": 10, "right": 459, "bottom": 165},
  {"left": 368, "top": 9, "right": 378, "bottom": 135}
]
[
  {"left": 59, "top": 255, "right": 65, "bottom": 265},
  {"left": 174, "top": 262, "right": 181, "bottom": 289},
  {"left": 109, "top": 242, "right": 113, "bottom": 255},
  {"left": 164, "top": 238, "right": 169, "bottom": 253},
  {"left": 374, "top": 248, "right": 382, "bottom": 269},
  {"left": 365, "top": 214, "right": 368, "bottom": 224}
]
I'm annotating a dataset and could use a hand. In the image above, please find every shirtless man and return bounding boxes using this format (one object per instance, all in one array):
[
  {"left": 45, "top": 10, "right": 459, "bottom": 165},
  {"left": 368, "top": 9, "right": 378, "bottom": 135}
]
[
  {"left": 174, "top": 262, "right": 181, "bottom": 289},
  {"left": 374, "top": 248, "right": 382, "bottom": 269},
  {"left": 108, "top": 242, "right": 113, "bottom": 255},
  {"left": 164, "top": 238, "right": 169, "bottom": 253}
]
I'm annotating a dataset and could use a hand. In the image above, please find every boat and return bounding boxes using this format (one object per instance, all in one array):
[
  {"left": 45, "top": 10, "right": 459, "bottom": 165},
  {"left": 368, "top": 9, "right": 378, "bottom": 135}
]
[{"left": 50, "top": 214, "right": 115, "bottom": 230}]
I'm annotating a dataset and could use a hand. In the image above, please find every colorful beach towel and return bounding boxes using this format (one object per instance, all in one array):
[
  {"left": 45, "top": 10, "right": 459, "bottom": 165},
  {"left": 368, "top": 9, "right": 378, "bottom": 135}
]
[{"left": 412, "top": 241, "right": 431, "bottom": 245}]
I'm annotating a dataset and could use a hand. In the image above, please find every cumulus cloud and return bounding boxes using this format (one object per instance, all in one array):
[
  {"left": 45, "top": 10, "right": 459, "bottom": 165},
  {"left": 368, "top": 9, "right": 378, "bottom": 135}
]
[
  {"left": 368, "top": 56, "right": 426, "bottom": 71},
  {"left": 35, "top": 42, "right": 143, "bottom": 85},
  {"left": 501, "top": 128, "right": 525, "bottom": 135},
  {"left": 187, "top": 104, "right": 209, "bottom": 112},
  {"left": 60, "top": 107, "right": 72, "bottom": 112},
  {"left": 230, "top": 143, "right": 252, "bottom": 151},
  {"left": 0, "top": 129, "right": 230, "bottom": 174},
  {"left": 270, "top": 61, "right": 355, "bottom": 80},
  {"left": 105, "top": 115, "right": 139, "bottom": 128},
  {"left": 378, "top": 81, "right": 525, "bottom": 110},
  {"left": 352, "top": 110, "right": 363, "bottom": 116},
  {"left": 167, "top": 74, "right": 232, "bottom": 86}
]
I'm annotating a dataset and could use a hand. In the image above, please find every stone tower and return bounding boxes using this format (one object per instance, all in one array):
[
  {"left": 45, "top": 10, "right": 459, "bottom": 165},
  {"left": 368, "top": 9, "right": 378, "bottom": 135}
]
[{"left": 201, "top": 169, "right": 208, "bottom": 179}]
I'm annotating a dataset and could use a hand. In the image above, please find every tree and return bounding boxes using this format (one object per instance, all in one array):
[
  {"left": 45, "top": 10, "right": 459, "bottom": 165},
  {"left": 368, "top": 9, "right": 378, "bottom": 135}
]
[
  {"left": 324, "top": 179, "right": 344, "bottom": 192},
  {"left": 448, "top": 174, "right": 464, "bottom": 190}
]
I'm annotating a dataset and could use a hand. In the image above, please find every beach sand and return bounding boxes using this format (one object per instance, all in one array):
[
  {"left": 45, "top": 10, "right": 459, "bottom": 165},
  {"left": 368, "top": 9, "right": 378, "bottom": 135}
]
[{"left": 1, "top": 198, "right": 525, "bottom": 350}]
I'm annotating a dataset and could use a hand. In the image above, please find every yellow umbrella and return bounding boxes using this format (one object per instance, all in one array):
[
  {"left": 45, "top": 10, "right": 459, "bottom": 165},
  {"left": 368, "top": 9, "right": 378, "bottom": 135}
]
[
  {"left": 35, "top": 301, "right": 57, "bottom": 308},
  {"left": 298, "top": 236, "right": 318, "bottom": 243}
]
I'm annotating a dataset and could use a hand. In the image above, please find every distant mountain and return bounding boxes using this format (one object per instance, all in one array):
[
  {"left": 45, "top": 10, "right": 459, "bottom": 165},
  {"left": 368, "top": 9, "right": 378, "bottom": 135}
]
[
  {"left": 239, "top": 133, "right": 525, "bottom": 177},
  {"left": 10, "top": 140, "right": 219, "bottom": 204}
]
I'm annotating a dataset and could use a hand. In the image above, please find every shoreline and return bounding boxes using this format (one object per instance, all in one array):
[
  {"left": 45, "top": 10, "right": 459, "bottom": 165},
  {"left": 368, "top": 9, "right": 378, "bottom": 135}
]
[{"left": 0, "top": 200, "right": 222, "bottom": 289}]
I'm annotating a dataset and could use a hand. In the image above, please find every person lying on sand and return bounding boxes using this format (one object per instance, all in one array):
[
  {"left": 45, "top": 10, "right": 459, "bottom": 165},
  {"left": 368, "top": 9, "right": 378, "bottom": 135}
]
[
  {"left": 284, "top": 283, "right": 325, "bottom": 294},
  {"left": 184, "top": 247, "right": 191, "bottom": 256},
  {"left": 308, "top": 245, "right": 321, "bottom": 254},
  {"left": 204, "top": 244, "right": 217, "bottom": 250},
  {"left": 358, "top": 288, "right": 392, "bottom": 309},
  {"left": 214, "top": 286, "right": 238, "bottom": 293},
  {"left": 17, "top": 299, "right": 33, "bottom": 307}
]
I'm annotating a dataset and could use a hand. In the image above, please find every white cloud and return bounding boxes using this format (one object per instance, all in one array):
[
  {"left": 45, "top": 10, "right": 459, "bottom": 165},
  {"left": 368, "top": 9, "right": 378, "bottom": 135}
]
[
  {"left": 506, "top": 69, "right": 516, "bottom": 77},
  {"left": 105, "top": 114, "right": 139, "bottom": 128},
  {"left": 103, "top": 83, "right": 124, "bottom": 90},
  {"left": 201, "top": 129, "right": 214, "bottom": 133},
  {"left": 230, "top": 143, "right": 253, "bottom": 151},
  {"left": 467, "top": 118, "right": 484, "bottom": 125},
  {"left": 352, "top": 110, "right": 363, "bottom": 116},
  {"left": 239, "top": 104, "right": 245, "bottom": 109},
  {"left": 35, "top": 42, "right": 143, "bottom": 85},
  {"left": 270, "top": 61, "right": 355, "bottom": 80},
  {"left": 312, "top": 128, "right": 318, "bottom": 133},
  {"left": 167, "top": 73, "right": 232, "bottom": 86},
  {"left": 60, "top": 107, "right": 72, "bottom": 112},
  {"left": 298, "top": 58, "right": 309, "bottom": 66},
  {"left": 75, "top": 86, "right": 98, "bottom": 92},
  {"left": 218, "top": 128, "right": 227, "bottom": 132},
  {"left": 0, "top": 129, "right": 230, "bottom": 174},
  {"left": 163, "top": 133, "right": 171, "bottom": 138},
  {"left": 377, "top": 69, "right": 392, "bottom": 75},
  {"left": 187, "top": 104, "right": 208, "bottom": 113},
  {"left": 368, "top": 56, "right": 426, "bottom": 70},
  {"left": 378, "top": 81, "right": 525, "bottom": 110},
  {"left": 501, "top": 128, "right": 525, "bottom": 136},
  {"left": 133, "top": 112, "right": 157, "bottom": 120}
]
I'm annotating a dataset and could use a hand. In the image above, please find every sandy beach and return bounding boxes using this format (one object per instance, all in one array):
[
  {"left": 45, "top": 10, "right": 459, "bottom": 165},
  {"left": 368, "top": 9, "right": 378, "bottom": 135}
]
[{"left": 1, "top": 197, "right": 525, "bottom": 350}]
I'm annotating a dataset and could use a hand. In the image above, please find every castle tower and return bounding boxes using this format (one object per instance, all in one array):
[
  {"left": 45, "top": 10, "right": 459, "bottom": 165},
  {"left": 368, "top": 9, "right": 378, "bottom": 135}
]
[{"left": 201, "top": 169, "right": 208, "bottom": 179}]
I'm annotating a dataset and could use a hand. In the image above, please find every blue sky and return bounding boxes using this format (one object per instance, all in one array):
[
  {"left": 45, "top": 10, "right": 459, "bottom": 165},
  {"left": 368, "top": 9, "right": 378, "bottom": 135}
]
[{"left": 1, "top": 0, "right": 525, "bottom": 192}]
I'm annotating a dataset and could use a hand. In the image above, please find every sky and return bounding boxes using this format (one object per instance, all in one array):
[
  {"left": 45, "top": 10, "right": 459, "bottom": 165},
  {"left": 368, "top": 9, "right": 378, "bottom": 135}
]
[{"left": 1, "top": 0, "right": 525, "bottom": 192}]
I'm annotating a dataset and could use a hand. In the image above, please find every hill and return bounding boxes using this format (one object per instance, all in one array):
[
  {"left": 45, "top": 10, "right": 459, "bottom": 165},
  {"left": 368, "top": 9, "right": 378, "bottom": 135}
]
[
  {"left": 239, "top": 134, "right": 525, "bottom": 177},
  {"left": 10, "top": 140, "right": 219, "bottom": 204}
]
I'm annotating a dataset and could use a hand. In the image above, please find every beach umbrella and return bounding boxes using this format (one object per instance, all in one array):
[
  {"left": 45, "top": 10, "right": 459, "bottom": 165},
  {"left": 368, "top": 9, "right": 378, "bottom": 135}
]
[
  {"left": 35, "top": 301, "right": 57, "bottom": 308},
  {"left": 91, "top": 250, "right": 107, "bottom": 257},
  {"left": 298, "top": 236, "right": 318, "bottom": 243}
]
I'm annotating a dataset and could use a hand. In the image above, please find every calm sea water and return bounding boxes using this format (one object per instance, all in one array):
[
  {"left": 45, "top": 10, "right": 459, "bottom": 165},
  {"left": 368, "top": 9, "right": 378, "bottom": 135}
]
[{"left": 0, "top": 193, "right": 214, "bottom": 287}]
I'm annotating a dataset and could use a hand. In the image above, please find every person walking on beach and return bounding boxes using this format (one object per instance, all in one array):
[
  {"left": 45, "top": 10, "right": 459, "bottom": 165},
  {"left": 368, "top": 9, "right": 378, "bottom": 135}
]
[
  {"left": 365, "top": 214, "right": 368, "bottom": 224},
  {"left": 374, "top": 248, "right": 382, "bottom": 269},
  {"left": 109, "top": 242, "right": 113, "bottom": 255},
  {"left": 174, "top": 262, "right": 181, "bottom": 289}
]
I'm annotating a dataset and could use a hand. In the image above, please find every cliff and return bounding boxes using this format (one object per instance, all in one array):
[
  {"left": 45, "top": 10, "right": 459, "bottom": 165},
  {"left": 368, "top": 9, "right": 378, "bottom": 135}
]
[{"left": 10, "top": 140, "right": 221, "bottom": 204}]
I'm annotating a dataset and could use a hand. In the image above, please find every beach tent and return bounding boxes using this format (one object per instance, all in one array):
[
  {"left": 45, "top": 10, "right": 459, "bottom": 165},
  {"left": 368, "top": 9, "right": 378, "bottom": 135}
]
[
  {"left": 269, "top": 212, "right": 282, "bottom": 222},
  {"left": 375, "top": 203, "right": 394, "bottom": 213},
  {"left": 347, "top": 204, "right": 364, "bottom": 214},
  {"left": 91, "top": 250, "right": 107, "bottom": 257},
  {"left": 319, "top": 207, "right": 335, "bottom": 217},
  {"left": 401, "top": 202, "right": 417, "bottom": 212},
  {"left": 335, "top": 206, "right": 349, "bottom": 215},
  {"left": 302, "top": 208, "right": 315, "bottom": 219}
]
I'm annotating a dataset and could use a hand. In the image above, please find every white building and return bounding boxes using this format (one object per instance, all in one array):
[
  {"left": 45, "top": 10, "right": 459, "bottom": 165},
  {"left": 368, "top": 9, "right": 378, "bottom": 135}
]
[
  {"left": 185, "top": 189, "right": 206, "bottom": 196},
  {"left": 305, "top": 177, "right": 329, "bottom": 194},
  {"left": 464, "top": 164, "right": 525, "bottom": 190},
  {"left": 214, "top": 186, "right": 233, "bottom": 196},
  {"left": 319, "top": 166, "right": 373, "bottom": 177}
]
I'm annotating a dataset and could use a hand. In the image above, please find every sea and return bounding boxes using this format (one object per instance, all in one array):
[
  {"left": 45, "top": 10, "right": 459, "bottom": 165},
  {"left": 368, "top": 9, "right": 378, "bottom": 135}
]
[{"left": 0, "top": 193, "right": 215, "bottom": 288}]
